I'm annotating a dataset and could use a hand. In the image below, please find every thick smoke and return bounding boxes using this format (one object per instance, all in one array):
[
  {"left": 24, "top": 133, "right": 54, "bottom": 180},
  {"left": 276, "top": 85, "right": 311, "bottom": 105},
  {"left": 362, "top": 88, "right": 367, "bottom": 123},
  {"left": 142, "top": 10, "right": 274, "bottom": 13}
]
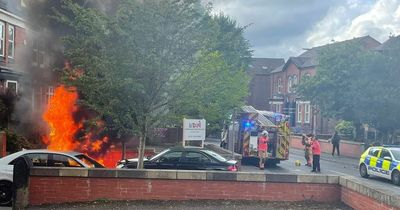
[{"left": 13, "top": 0, "right": 121, "bottom": 150}]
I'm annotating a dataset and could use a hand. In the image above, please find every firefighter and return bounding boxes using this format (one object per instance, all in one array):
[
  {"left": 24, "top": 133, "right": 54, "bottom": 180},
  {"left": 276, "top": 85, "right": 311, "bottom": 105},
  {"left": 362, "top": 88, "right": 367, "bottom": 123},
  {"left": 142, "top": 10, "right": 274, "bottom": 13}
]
[{"left": 258, "top": 130, "right": 269, "bottom": 169}]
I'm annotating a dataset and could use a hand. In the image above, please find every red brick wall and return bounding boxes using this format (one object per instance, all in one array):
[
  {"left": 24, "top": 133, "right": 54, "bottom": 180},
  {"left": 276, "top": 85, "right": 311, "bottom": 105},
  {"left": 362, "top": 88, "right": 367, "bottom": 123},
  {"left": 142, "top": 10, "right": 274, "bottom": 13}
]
[
  {"left": 341, "top": 187, "right": 395, "bottom": 210},
  {"left": 29, "top": 177, "right": 341, "bottom": 205},
  {"left": 14, "top": 25, "right": 26, "bottom": 64},
  {"left": 291, "top": 136, "right": 365, "bottom": 158}
]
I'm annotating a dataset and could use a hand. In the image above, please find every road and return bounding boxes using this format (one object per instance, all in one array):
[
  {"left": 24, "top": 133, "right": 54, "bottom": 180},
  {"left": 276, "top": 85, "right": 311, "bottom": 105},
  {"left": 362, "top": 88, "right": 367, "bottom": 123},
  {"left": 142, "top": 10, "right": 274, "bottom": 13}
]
[{"left": 239, "top": 147, "right": 400, "bottom": 196}]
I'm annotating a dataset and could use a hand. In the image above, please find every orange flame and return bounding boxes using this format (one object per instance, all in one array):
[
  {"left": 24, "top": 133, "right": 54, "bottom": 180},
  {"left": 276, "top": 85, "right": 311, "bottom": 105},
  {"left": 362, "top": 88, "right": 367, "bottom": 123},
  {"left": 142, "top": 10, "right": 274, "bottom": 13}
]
[
  {"left": 42, "top": 85, "right": 81, "bottom": 151},
  {"left": 42, "top": 85, "right": 115, "bottom": 167}
]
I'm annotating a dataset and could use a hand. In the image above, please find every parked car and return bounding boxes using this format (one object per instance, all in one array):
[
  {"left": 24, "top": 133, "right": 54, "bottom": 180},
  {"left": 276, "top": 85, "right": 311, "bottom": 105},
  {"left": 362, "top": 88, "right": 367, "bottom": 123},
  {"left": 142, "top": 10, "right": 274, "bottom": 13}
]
[
  {"left": 0, "top": 149, "right": 104, "bottom": 206},
  {"left": 359, "top": 146, "right": 400, "bottom": 185},
  {"left": 116, "top": 147, "right": 238, "bottom": 172}
]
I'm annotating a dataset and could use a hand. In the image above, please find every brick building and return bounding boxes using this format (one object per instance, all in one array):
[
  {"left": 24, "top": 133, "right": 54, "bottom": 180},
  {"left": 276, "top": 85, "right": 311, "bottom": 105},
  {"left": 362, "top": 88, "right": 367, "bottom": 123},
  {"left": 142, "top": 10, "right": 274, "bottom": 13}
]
[
  {"left": 0, "top": 0, "right": 26, "bottom": 96},
  {"left": 246, "top": 58, "right": 285, "bottom": 111},
  {"left": 269, "top": 36, "right": 381, "bottom": 135},
  {"left": 0, "top": 0, "right": 55, "bottom": 135}
]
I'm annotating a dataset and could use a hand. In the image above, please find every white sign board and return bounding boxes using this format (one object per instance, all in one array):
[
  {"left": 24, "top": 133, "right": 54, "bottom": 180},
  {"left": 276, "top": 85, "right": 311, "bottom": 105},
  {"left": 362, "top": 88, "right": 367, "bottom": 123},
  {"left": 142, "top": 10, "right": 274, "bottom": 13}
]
[{"left": 182, "top": 119, "right": 206, "bottom": 147}]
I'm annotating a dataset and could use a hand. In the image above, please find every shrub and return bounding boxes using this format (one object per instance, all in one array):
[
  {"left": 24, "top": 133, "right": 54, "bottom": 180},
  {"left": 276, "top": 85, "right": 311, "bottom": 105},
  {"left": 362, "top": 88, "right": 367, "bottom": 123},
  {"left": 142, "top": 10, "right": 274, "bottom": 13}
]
[
  {"left": 4, "top": 129, "right": 37, "bottom": 153},
  {"left": 335, "top": 120, "right": 354, "bottom": 138}
]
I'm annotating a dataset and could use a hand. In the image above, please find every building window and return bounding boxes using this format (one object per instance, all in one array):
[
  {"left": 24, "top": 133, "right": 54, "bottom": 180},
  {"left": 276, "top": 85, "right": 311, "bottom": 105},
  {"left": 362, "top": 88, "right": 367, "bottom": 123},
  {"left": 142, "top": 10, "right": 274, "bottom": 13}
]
[
  {"left": 276, "top": 103, "right": 282, "bottom": 113},
  {"left": 293, "top": 75, "right": 298, "bottom": 92},
  {"left": 304, "top": 102, "right": 311, "bottom": 123},
  {"left": 45, "top": 86, "right": 54, "bottom": 105},
  {"left": 277, "top": 78, "right": 282, "bottom": 94},
  {"left": 6, "top": 80, "right": 18, "bottom": 94},
  {"left": 32, "top": 39, "right": 46, "bottom": 67},
  {"left": 0, "top": 22, "right": 4, "bottom": 57},
  {"left": 297, "top": 103, "right": 302, "bottom": 123},
  {"left": 287, "top": 76, "right": 293, "bottom": 93},
  {"left": 8, "top": 25, "right": 15, "bottom": 59}
]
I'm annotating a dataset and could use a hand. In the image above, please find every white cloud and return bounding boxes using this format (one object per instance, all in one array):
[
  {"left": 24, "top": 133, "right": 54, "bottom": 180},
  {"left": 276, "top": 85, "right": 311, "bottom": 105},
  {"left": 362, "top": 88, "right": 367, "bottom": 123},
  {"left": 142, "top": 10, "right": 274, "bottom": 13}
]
[
  {"left": 307, "top": 0, "right": 400, "bottom": 46},
  {"left": 207, "top": 0, "right": 399, "bottom": 58}
]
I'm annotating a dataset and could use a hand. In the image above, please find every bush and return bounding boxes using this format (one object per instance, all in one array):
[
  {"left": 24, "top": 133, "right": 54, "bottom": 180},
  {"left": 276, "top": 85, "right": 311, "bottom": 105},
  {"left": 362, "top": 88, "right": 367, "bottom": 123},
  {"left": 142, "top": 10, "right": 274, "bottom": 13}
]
[
  {"left": 335, "top": 121, "right": 354, "bottom": 138},
  {"left": 4, "top": 129, "right": 37, "bottom": 153}
]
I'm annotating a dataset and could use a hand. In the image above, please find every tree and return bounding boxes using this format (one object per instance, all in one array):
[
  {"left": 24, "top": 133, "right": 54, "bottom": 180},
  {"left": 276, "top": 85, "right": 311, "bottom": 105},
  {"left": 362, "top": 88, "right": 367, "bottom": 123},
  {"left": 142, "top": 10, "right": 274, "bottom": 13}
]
[
  {"left": 203, "top": 14, "right": 252, "bottom": 73},
  {"left": 165, "top": 14, "right": 252, "bottom": 133},
  {"left": 58, "top": 0, "right": 250, "bottom": 168},
  {"left": 297, "top": 40, "right": 400, "bottom": 143}
]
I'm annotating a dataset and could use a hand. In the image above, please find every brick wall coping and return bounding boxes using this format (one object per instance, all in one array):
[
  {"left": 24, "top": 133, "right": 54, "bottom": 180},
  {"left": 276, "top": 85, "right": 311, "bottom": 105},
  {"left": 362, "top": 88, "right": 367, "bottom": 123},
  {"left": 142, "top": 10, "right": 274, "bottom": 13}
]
[
  {"left": 29, "top": 168, "right": 400, "bottom": 209},
  {"left": 30, "top": 167, "right": 339, "bottom": 183},
  {"left": 339, "top": 176, "right": 400, "bottom": 209}
]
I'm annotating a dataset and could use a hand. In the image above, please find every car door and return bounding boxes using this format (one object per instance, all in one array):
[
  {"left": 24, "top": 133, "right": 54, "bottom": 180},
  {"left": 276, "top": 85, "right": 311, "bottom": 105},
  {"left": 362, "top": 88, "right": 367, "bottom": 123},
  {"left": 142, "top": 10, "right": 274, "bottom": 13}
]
[
  {"left": 146, "top": 151, "right": 182, "bottom": 169},
  {"left": 366, "top": 147, "right": 381, "bottom": 176},
  {"left": 378, "top": 148, "right": 392, "bottom": 179},
  {"left": 178, "top": 151, "right": 206, "bottom": 170}
]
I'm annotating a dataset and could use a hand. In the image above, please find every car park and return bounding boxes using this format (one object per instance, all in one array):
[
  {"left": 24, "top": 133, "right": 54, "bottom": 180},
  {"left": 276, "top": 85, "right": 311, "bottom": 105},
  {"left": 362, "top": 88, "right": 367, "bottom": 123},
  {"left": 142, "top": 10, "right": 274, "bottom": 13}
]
[
  {"left": 359, "top": 146, "right": 400, "bottom": 185},
  {"left": 116, "top": 147, "right": 238, "bottom": 172},
  {"left": 0, "top": 149, "right": 104, "bottom": 206}
]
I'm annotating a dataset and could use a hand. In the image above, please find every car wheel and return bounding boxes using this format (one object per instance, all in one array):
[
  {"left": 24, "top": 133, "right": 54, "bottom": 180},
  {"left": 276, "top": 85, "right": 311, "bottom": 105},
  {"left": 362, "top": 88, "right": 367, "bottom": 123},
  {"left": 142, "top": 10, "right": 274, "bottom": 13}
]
[
  {"left": 359, "top": 164, "right": 369, "bottom": 178},
  {"left": 0, "top": 181, "right": 12, "bottom": 206},
  {"left": 392, "top": 170, "right": 400, "bottom": 186}
]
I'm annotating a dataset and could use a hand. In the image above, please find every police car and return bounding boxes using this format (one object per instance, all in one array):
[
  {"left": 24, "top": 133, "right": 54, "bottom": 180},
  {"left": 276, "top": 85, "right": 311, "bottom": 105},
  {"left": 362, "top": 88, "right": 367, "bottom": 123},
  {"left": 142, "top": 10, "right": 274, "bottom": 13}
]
[{"left": 359, "top": 146, "right": 400, "bottom": 185}]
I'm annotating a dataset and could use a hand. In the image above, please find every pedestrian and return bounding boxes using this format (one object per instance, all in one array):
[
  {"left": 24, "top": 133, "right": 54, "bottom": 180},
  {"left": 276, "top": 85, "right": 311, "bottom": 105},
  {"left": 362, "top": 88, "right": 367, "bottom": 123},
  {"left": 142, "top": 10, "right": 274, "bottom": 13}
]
[
  {"left": 309, "top": 134, "right": 321, "bottom": 173},
  {"left": 302, "top": 134, "right": 312, "bottom": 167},
  {"left": 330, "top": 131, "right": 340, "bottom": 156},
  {"left": 258, "top": 130, "right": 269, "bottom": 170},
  {"left": 220, "top": 126, "right": 228, "bottom": 149}
]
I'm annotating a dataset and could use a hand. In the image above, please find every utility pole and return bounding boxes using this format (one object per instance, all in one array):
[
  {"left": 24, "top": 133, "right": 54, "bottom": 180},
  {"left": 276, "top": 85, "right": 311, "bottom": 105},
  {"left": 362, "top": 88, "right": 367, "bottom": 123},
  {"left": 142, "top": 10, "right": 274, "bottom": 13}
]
[{"left": 231, "top": 108, "right": 236, "bottom": 159}]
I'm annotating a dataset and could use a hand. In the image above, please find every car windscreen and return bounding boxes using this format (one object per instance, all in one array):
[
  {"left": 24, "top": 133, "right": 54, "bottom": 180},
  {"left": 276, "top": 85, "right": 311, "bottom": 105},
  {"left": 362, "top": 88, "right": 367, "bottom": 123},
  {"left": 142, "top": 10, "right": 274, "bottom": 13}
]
[
  {"left": 202, "top": 150, "right": 227, "bottom": 162},
  {"left": 391, "top": 149, "right": 400, "bottom": 161},
  {"left": 149, "top": 148, "right": 171, "bottom": 161},
  {"left": 74, "top": 154, "right": 104, "bottom": 168}
]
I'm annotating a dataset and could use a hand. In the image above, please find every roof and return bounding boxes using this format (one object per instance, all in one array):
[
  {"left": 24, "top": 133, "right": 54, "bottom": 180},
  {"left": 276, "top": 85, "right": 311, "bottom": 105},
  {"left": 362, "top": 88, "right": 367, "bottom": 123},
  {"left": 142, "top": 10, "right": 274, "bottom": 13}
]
[
  {"left": 375, "top": 35, "right": 400, "bottom": 51},
  {"left": 298, "top": 35, "right": 381, "bottom": 58},
  {"left": 241, "top": 106, "right": 275, "bottom": 127},
  {"left": 248, "top": 58, "right": 285, "bottom": 75},
  {"left": 271, "top": 35, "right": 382, "bottom": 73},
  {"left": 269, "top": 64, "right": 284, "bottom": 74}
]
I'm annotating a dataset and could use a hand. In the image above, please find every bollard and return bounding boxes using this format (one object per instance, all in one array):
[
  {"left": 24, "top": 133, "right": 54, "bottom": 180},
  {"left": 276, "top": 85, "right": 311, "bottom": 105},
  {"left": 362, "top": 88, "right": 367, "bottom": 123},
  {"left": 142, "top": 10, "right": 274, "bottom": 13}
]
[{"left": 12, "top": 156, "right": 32, "bottom": 210}]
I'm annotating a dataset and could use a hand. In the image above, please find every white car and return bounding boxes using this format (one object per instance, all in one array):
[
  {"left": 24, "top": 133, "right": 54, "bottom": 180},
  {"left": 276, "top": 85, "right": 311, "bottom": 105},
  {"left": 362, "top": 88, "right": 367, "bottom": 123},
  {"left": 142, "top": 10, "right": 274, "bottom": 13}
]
[{"left": 0, "top": 149, "right": 104, "bottom": 206}]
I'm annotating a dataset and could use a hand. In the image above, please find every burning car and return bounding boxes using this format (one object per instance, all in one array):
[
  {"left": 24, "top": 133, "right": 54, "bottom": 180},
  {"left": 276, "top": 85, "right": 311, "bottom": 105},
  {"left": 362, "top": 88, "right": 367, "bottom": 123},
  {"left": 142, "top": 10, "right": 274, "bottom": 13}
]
[
  {"left": 0, "top": 149, "right": 104, "bottom": 206},
  {"left": 116, "top": 147, "right": 238, "bottom": 172}
]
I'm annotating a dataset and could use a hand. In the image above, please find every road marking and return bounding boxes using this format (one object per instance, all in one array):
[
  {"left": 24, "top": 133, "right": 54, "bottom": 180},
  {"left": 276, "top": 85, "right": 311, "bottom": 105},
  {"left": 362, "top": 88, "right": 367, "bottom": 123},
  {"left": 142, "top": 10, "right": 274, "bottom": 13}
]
[{"left": 327, "top": 169, "right": 350, "bottom": 176}]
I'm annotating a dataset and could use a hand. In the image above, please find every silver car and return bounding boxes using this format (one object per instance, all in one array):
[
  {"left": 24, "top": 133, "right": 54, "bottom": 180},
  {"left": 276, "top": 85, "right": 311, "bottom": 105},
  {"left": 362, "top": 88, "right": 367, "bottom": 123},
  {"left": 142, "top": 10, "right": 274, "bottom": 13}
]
[{"left": 0, "top": 149, "right": 104, "bottom": 206}]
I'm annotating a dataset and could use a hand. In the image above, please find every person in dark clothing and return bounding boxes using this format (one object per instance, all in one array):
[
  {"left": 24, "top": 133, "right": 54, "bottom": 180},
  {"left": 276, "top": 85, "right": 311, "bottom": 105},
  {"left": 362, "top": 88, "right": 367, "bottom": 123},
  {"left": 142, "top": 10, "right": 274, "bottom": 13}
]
[{"left": 330, "top": 131, "right": 340, "bottom": 156}]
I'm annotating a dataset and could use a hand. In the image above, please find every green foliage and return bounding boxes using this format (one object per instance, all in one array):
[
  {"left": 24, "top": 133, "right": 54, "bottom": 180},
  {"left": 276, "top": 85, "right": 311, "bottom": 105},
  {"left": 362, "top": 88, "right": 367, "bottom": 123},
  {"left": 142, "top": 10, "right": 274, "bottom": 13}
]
[
  {"left": 168, "top": 52, "right": 249, "bottom": 133},
  {"left": 58, "top": 0, "right": 251, "bottom": 167},
  {"left": 5, "top": 129, "right": 36, "bottom": 153},
  {"left": 335, "top": 121, "right": 354, "bottom": 137},
  {"left": 297, "top": 39, "right": 400, "bottom": 143},
  {"left": 203, "top": 14, "right": 252, "bottom": 73}
]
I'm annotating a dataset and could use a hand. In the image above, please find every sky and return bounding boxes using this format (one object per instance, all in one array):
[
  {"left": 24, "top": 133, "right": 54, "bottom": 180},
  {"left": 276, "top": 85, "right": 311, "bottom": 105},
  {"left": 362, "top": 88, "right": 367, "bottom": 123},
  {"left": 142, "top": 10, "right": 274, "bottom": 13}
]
[{"left": 209, "top": 0, "right": 400, "bottom": 59}]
